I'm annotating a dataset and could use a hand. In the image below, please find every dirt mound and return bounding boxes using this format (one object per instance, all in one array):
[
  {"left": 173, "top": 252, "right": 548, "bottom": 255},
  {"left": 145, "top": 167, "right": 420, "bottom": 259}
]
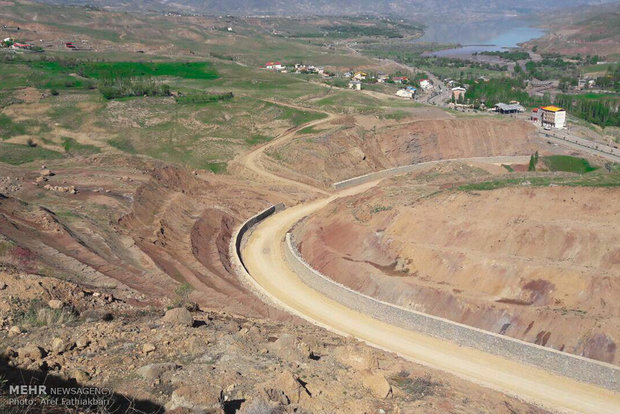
[
  {"left": 296, "top": 180, "right": 620, "bottom": 365},
  {"left": 268, "top": 117, "right": 538, "bottom": 186}
]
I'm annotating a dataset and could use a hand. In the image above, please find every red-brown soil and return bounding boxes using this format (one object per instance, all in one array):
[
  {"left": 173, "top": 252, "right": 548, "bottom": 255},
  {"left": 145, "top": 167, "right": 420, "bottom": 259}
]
[
  {"left": 296, "top": 176, "right": 620, "bottom": 365},
  {"left": 0, "top": 154, "right": 295, "bottom": 318}
]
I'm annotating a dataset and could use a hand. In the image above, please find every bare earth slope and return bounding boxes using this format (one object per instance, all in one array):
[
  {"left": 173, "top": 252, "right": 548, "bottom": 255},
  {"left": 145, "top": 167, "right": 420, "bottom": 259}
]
[
  {"left": 296, "top": 180, "right": 620, "bottom": 365},
  {"left": 267, "top": 116, "right": 538, "bottom": 186}
]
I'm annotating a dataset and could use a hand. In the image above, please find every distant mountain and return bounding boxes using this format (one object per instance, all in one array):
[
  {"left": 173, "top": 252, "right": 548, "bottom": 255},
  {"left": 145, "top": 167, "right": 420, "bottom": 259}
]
[{"left": 34, "top": 0, "right": 618, "bottom": 17}]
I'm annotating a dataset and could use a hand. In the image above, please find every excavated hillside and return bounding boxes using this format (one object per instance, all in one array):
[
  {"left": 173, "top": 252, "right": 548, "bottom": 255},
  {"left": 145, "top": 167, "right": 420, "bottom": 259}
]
[
  {"left": 265, "top": 115, "right": 540, "bottom": 186},
  {"left": 295, "top": 167, "right": 620, "bottom": 365},
  {"left": 0, "top": 154, "right": 295, "bottom": 319}
]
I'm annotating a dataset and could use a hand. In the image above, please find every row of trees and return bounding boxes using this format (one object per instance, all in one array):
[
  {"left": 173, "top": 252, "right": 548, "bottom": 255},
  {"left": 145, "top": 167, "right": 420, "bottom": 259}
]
[
  {"left": 175, "top": 91, "right": 233, "bottom": 104},
  {"left": 463, "top": 78, "right": 549, "bottom": 108},
  {"left": 555, "top": 94, "right": 620, "bottom": 127},
  {"left": 595, "top": 64, "right": 620, "bottom": 91},
  {"left": 97, "top": 76, "right": 171, "bottom": 100}
]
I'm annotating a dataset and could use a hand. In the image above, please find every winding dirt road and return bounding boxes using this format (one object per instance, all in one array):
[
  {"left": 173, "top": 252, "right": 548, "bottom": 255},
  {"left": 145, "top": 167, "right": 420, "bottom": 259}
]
[{"left": 235, "top": 106, "right": 620, "bottom": 413}]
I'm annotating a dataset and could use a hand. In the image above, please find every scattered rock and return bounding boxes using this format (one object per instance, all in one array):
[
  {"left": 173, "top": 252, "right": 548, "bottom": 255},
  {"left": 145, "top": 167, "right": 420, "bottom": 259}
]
[
  {"left": 17, "top": 344, "right": 46, "bottom": 362},
  {"left": 71, "top": 369, "right": 91, "bottom": 383},
  {"left": 143, "top": 343, "right": 156, "bottom": 354},
  {"left": 264, "top": 370, "right": 310, "bottom": 405},
  {"left": 48, "top": 299, "right": 64, "bottom": 309},
  {"left": 0, "top": 281, "right": 6, "bottom": 290},
  {"left": 51, "top": 337, "right": 66, "bottom": 353},
  {"left": 8, "top": 326, "right": 21, "bottom": 337},
  {"left": 166, "top": 385, "right": 223, "bottom": 413},
  {"left": 75, "top": 337, "right": 90, "bottom": 349},
  {"left": 136, "top": 363, "right": 180, "bottom": 381},
  {"left": 162, "top": 308, "right": 193, "bottom": 327},
  {"left": 80, "top": 309, "right": 113, "bottom": 322},
  {"left": 40, "top": 169, "right": 54, "bottom": 177},
  {"left": 361, "top": 370, "right": 392, "bottom": 399}
]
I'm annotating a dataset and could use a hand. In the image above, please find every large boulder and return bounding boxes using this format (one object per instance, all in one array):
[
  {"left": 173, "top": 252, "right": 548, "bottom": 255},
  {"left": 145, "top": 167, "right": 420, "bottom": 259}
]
[
  {"left": 266, "top": 334, "right": 306, "bottom": 362},
  {"left": 17, "top": 344, "right": 46, "bottom": 362},
  {"left": 51, "top": 337, "right": 73, "bottom": 354},
  {"left": 333, "top": 344, "right": 378, "bottom": 371},
  {"left": 361, "top": 369, "right": 392, "bottom": 399},
  {"left": 162, "top": 308, "right": 193, "bottom": 327},
  {"left": 263, "top": 371, "right": 310, "bottom": 405}
]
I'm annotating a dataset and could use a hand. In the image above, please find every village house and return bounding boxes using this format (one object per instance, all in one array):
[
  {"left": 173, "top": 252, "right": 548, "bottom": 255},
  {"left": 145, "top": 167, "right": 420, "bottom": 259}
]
[
  {"left": 531, "top": 107, "right": 542, "bottom": 125},
  {"left": 419, "top": 79, "right": 432, "bottom": 90},
  {"left": 392, "top": 76, "right": 408, "bottom": 84},
  {"left": 395, "top": 87, "right": 416, "bottom": 99},
  {"left": 265, "top": 61, "right": 284, "bottom": 71},
  {"left": 451, "top": 87, "right": 466, "bottom": 101},
  {"left": 577, "top": 78, "right": 596, "bottom": 90},
  {"left": 348, "top": 80, "right": 362, "bottom": 90},
  {"left": 352, "top": 71, "right": 367, "bottom": 81},
  {"left": 10, "top": 42, "right": 30, "bottom": 50},
  {"left": 377, "top": 74, "right": 389, "bottom": 83},
  {"left": 540, "top": 105, "right": 566, "bottom": 129}
]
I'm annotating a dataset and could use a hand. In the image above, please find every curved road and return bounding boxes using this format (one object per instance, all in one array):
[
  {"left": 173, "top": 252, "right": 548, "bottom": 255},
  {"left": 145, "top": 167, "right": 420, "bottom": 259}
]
[{"left": 235, "top": 106, "right": 620, "bottom": 413}]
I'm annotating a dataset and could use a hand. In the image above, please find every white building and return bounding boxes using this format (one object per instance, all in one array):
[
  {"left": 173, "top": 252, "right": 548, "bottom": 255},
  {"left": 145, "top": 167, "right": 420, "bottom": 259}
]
[
  {"left": 395, "top": 89, "right": 414, "bottom": 99},
  {"left": 265, "top": 61, "right": 284, "bottom": 70},
  {"left": 451, "top": 87, "right": 466, "bottom": 101},
  {"left": 541, "top": 106, "right": 566, "bottom": 129},
  {"left": 348, "top": 80, "right": 362, "bottom": 90},
  {"left": 419, "top": 79, "right": 432, "bottom": 90}
]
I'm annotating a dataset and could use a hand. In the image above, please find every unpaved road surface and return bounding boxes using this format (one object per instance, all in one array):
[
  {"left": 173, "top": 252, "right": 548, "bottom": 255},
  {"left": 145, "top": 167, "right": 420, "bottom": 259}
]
[{"left": 234, "top": 106, "right": 620, "bottom": 413}]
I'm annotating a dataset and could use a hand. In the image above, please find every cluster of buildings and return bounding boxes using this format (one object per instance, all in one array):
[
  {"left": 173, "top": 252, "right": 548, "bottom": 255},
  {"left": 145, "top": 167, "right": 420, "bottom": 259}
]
[
  {"left": 395, "top": 86, "right": 417, "bottom": 99},
  {"left": 1, "top": 37, "right": 31, "bottom": 50},
  {"left": 531, "top": 106, "right": 566, "bottom": 129}
]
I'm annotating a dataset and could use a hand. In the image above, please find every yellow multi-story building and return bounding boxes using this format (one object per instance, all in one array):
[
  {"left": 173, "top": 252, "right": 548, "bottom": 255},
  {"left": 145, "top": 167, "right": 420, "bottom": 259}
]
[{"left": 541, "top": 106, "right": 566, "bottom": 129}]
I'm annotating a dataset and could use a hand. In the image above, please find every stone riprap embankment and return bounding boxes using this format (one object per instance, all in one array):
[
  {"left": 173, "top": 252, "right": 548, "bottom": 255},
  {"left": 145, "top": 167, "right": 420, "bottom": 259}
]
[
  {"left": 332, "top": 156, "right": 529, "bottom": 189},
  {"left": 284, "top": 233, "right": 620, "bottom": 391}
]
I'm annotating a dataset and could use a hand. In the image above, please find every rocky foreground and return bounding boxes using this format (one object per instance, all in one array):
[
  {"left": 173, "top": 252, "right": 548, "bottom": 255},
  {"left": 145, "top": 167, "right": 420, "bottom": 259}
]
[{"left": 0, "top": 269, "right": 547, "bottom": 413}]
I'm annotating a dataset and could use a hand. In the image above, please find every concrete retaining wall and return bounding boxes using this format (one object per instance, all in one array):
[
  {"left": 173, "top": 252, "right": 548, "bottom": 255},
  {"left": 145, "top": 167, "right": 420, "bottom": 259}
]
[
  {"left": 285, "top": 233, "right": 620, "bottom": 391},
  {"left": 234, "top": 203, "right": 284, "bottom": 272},
  {"left": 228, "top": 204, "right": 286, "bottom": 311},
  {"left": 332, "top": 156, "right": 529, "bottom": 189}
]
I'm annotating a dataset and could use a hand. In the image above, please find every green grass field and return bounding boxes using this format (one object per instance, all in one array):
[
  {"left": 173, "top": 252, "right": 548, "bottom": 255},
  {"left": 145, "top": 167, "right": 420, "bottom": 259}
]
[
  {"left": 542, "top": 155, "right": 598, "bottom": 173},
  {"left": 0, "top": 142, "right": 63, "bottom": 165},
  {"left": 458, "top": 167, "right": 618, "bottom": 192},
  {"left": 30, "top": 61, "right": 218, "bottom": 80},
  {"left": 61, "top": 137, "right": 101, "bottom": 155}
]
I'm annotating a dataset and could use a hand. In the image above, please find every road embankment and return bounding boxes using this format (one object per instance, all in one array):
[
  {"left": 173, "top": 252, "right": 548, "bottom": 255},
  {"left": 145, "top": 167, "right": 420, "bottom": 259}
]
[{"left": 284, "top": 232, "right": 620, "bottom": 392}]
